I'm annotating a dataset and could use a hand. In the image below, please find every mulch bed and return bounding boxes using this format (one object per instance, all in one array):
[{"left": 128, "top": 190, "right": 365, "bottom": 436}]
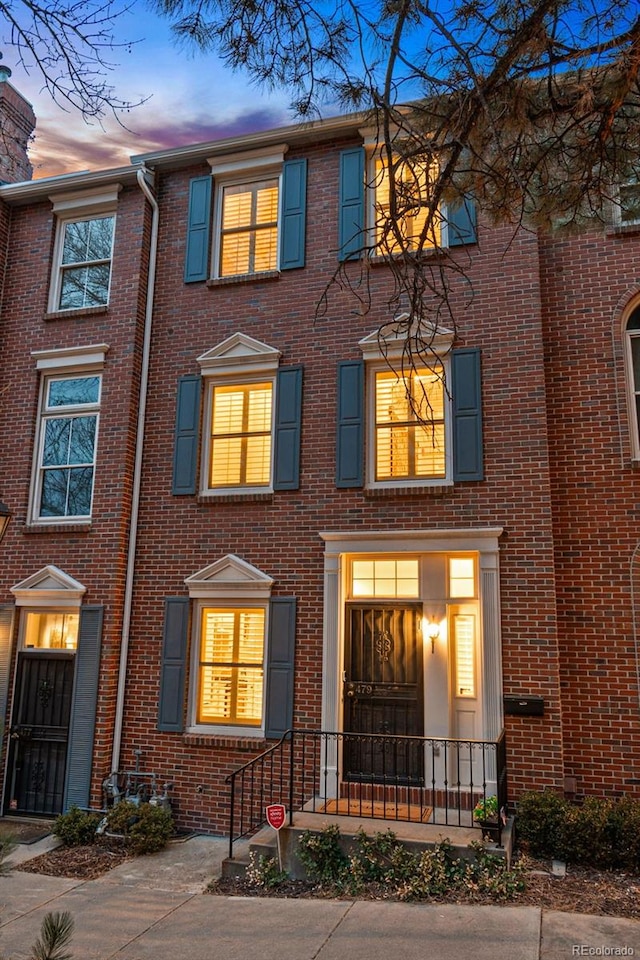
[
  {"left": 209, "top": 859, "right": 640, "bottom": 920},
  {"left": 15, "top": 841, "right": 132, "bottom": 880}
]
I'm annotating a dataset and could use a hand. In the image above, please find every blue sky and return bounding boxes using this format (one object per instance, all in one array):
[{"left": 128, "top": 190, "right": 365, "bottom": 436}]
[{"left": 5, "top": 10, "right": 294, "bottom": 178}]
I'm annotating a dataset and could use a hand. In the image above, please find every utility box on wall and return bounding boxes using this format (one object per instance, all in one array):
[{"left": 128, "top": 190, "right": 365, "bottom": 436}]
[{"left": 504, "top": 694, "right": 545, "bottom": 717}]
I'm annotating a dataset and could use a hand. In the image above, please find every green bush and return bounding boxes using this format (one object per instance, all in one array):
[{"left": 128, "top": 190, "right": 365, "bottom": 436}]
[
  {"left": 245, "top": 852, "right": 289, "bottom": 889},
  {"left": 296, "top": 826, "right": 525, "bottom": 901},
  {"left": 515, "top": 790, "right": 569, "bottom": 858},
  {"left": 104, "top": 801, "right": 174, "bottom": 855},
  {"left": 297, "top": 824, "right": 349, "bottom": 886},
  {"left": 53, "top": 807, "right": 102, "bottom": 847},
  {"left": 516, "top": 791, "right": 640, "bottom": 869}
]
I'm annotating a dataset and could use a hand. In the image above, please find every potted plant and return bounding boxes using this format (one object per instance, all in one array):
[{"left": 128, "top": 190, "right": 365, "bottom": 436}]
[{"left": 473, "top": 795, "right": 501, "bottom": 842}]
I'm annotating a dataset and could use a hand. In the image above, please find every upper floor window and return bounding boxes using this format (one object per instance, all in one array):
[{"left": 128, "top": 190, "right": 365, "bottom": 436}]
[
  {"left": 209, "top": 380, "right": 273, "bottom": 488},
  {"left": 29, "top": 344, "right": 108, "bottom": 524},
  {"left": 56, "top": 215, "right": 115, "bottom": 310},
  {"left": 219, "top": 179, "right": 279, "bottom": 278},
  {"left": 625, "top": 305, "right": 640, "bottom": 459},
  {"left": 372, "top": 152, "right": 440, "bottom": 252},
  {"left": 374, "top": 365, "right": 446, "bottom": 481},
  {"left": 617, "top": 181, "right": 640, "bottom": 227},
  {"left": 49, "top": 187, "right": 119, "bottom": 312},
  {"left": 184, "top": 153, "right": 307, "bottom": 283}
]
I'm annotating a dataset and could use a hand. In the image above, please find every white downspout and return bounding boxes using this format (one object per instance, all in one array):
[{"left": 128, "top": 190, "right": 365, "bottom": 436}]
[{"left": 110, "top": 165, "right": 159, "bottom": 774}]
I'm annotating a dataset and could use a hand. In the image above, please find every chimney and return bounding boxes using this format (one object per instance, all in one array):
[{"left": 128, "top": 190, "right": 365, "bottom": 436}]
[{"left": 0, "top": 55, "right": 36, "bottom": 183}]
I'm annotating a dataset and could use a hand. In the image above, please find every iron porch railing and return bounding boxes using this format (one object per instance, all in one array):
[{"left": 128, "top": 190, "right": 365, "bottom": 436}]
[{"left": 226, "top": 729, "right": 507, "bottom": 859}]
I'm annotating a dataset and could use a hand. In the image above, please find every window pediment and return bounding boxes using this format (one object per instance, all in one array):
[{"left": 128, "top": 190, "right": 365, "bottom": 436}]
[
  {"left": 185, "top": 554, "right": 274, "bottom": 599},
  {"left": 197, "top": 333, "right": 281, "bottom": 377},
  {"left": 11, "top": 565, "right": 86, "bottom": 607},
  {"left": 359, "top": 314, "right": 454, "bottom": 362}
]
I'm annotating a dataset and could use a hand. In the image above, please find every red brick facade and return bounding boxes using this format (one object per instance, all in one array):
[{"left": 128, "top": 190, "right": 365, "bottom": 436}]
[{"left": 0, "top": 112, "right": 639, "bottom": 834}]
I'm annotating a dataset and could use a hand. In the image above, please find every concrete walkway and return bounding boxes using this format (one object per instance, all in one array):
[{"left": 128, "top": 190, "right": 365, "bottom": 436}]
[{"left": 1, "top": 835, "right": 639, "bottom": 960}]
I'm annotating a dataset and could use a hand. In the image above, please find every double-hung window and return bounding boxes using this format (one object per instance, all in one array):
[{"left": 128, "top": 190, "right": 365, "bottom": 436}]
[
  {"left": 219, "top": 179, "right": 279, "bottom": 277},
  {"left": 209, "top": 380, "right": 273, "bottom": 488},
  {"left": 184, "top": 150, "right": 307, "bottom": 283},
  {"left": 336, "top": 322, "right": 483, "bottom": 488},
  {"left": 49, "top": 188, "right": 118, "bottom": 312},
  {"left": 374, "top": 364, "right": 446, "bottom": 481},
  {"left": 30, "top": 345, "right": 108, "bottom": 524},
  {"left": 197, "top": 606, "right": 265, "bottom": 726},
  {"left": 372, "top": 151, "right": 440, "bottom": 252}
]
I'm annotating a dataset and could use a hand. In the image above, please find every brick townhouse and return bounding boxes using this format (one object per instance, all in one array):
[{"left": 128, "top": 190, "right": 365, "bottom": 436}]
[{"left": 0, "top": 73, "right": 639, "bottom": 836}]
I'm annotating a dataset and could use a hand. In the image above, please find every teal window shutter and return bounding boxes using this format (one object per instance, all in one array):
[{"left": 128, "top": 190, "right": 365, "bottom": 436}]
[
  {"left": 64, "top": 605, "right": 103, "bottom": 810},
  {"left": 338, "top": 147, "right": 365, "bottom": 260},
  {"left": 280, "top": 159, "right": 307, "bottom": 270},
  {"left": 0, "top": 606, "right": 14, "bottom": 734},
  {"left": 336, "top": 359, "right": 364, "bottom": 487},
  {"left": 172, "top": 375, "right": 201, "bottom": 495},
  {"left": 184, "top": 175, "right": 212, "bottom": 282},
  {"left": 448, "top": 196, "right": 477, "bottom": 246},
  {"left": 265, "top": 597, "right": 296, "bottom": 739},
  {"left": 274, "top": 365, "right": 303, "bottom": 490},
  {"left": 452, "top": 348, "right": 484, "bottom": 481},
  {"left": 157, "top": 597, "right": 190, "bottom": 733}
]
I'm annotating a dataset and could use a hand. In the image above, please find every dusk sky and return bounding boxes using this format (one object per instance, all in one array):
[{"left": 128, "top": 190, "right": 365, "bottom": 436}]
[{"left": 5, "top": 9, "right": 295, "bottom": 179}]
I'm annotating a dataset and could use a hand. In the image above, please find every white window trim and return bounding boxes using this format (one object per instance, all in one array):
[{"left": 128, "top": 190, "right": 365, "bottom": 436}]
[
  {"left": 612, "top": 180, "right": 640, "bottom": 228},
  {"left": 208, "top": 145, "right": 287, "bottom": 280},
  {"left": 197, "top": 333, "right": 281, "bottom": 496},
  {"left": 623, "top": 304, "right": 640, "bottom": 460},
  {"left": 28, "top": 347, "right": 107, "bottom": 526},
  {"left": 360, "top": 317, "right": 455, "bottom": 489},
  {"left": 185, "top": 554, "right": 273, "bottom": 737},
  {"left": 48, "top": 187, "right": 120, "bottom": 313},
  {"left": 359, "top": 133, "right": 451, "bottom": 251}
]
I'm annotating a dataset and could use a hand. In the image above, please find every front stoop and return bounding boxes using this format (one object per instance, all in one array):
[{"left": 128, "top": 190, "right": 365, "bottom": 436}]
[{"left": 221, "top": 813, "right": 514, "bottom": 880}]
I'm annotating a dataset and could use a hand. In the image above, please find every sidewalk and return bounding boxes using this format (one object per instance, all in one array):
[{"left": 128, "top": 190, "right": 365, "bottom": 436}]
[{"left": 1, "top": 835, "right": 639, "bottom": 960}]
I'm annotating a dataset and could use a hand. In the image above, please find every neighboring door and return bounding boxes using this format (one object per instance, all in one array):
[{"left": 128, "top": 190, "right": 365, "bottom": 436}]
[
  {"left": 5, "top": 653, "right": 75, "bottom": 816},
  {"left": 343, "top": 604, "right": 424, "bottom": 783}
]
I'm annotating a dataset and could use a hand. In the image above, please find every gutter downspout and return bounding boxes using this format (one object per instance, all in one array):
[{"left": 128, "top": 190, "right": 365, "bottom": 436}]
[{"left": 110, "top": 165, "right": 159, "bottom": 774}]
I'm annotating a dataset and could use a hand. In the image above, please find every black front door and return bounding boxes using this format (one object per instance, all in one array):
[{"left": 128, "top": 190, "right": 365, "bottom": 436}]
[
  {"left": 5, "top": 653, "right": 75, "bottom": 816},
  {"left": 343, "top": 604, "right": 424, "bottom": 784}
]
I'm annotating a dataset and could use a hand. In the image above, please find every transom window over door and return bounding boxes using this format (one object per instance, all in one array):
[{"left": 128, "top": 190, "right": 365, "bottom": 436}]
[
  {"left": 36, "top": 374, "right": 101, "bottom": 520},
  {"left": 197, "top": 607, "right": 265, "bottom": 726},
  {"left": 220, "top": 179, "right": 279, "bottom": 277},
  {"left": 210, "top": 381, "right": 273, "bottom": 487},
  {"left": 375, "top": 366, "right": 445, "bottom": 480}
]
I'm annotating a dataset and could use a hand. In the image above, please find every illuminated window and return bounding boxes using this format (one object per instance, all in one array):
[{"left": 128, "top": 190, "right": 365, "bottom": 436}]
[
  {"left": 219, "top": 179, "right": 279, "bottom": 277},
  {"left": 373, "top": 153, "right": 440, "bottom": 253},
  {"left": 197, "top": 607, "right": 265, "bottom": 726},
  {"left": 449, "top": 557, "right": 476, "bottom": 598},
  {"left": 453, "top": 613, "right": 475, "bottom": 697},
  {"left": 375, "top": 367, "right": 445, "bottom": 481},
  {"left": 23, "top": 611, "right": 79, "bottom": 650},
  {"left": 351, "top": 558, "right": 419, "bottom": 598},
  {"left": 210, "top": 382, "right": 273, "bottom": 487}
]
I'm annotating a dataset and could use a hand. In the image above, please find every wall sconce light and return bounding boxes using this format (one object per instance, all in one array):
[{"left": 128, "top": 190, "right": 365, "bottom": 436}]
[
  {"left": 426, "top": 620, "right": 441, "bottom": 654},
  {"left": 0, "top": 501, "right": 11, "bottom": 544}
]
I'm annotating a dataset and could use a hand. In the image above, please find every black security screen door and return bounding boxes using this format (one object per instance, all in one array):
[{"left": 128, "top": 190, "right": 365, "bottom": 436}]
[
  {"left": 343, "top": 604, "right": 424, "bottom": 784},
  {"left": 5, "top": 653, "right": 74, "bottom": 816}
]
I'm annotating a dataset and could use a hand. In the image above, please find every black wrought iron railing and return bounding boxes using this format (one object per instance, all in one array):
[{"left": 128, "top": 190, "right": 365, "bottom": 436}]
[{"left": 226, "top": 729, "right": 507, "bottom": 859}]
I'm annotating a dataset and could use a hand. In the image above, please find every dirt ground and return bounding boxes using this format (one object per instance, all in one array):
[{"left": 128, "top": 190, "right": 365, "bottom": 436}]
[{"left": 14, "top": 843, "right": 640, "bottom": 919}]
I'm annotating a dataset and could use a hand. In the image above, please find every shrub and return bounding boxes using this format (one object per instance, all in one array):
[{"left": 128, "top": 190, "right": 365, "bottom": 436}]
[
  {"left": 515, "top": 790, "right": 569, "bottom": 858},
  {"left": 297, "top": 824, "right": 349, "bottom": 886},
  {"left": 516, "top": 791, "right": 640, "bottom": 870},
  {"left": 245, "top": 852, "right": 289, "bottom": 889},
  {"left": 53, "top": 807, "right": 102, "bottom": 847},
  {"left": 104, "top": 801, "right": 174, "bottom": 855}
]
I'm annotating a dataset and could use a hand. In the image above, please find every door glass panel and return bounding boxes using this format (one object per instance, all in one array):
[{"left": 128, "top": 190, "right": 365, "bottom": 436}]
[{"left": 23, "top": 612, "right": 79, "bottom": 650}]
